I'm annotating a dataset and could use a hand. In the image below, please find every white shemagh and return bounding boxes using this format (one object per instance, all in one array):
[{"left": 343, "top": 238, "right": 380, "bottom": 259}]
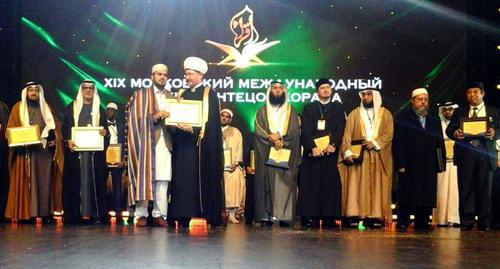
[
  {"left": 358, "top": 89, "right": 382, "bottom": 141},
  {"left": 73, "top": 82, "right": 101, "bottom": 127},
  {"left": 19, "top": 84, "right": 56, "bottom": 148}
]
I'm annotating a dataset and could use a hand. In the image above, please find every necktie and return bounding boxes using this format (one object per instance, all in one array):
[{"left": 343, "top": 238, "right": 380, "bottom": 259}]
[{"left": 472, "top": 107, "right": 478, "bottom": 118}]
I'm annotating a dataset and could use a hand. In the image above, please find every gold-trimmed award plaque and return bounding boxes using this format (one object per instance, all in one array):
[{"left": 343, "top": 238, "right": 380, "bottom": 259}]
[
  {"left": 223, "top": 148, "right": 232, "bottom": 171},
  {"left": 460, "top": 117, "right": 489, "bottom": 137},
  {"left": 314, "top": 135, "right": 330, "bottom": 152},
  {"left": 71, "top": 127, "right": 104, "bottom": 151},
  {"left": 6, "top": 125, "right": 42, "bottom": 147},
  {"left": 266, "top": 148, "right": 291, "bottom": 169},
  {"left": 345, "top": 139, "right": 365, "bottom": 164},
  {"left": 106, "top": 143, "right": 122, "bottom": 167},
  {"left": 164, "top": 99, "right": 203, "bottom": 127}
]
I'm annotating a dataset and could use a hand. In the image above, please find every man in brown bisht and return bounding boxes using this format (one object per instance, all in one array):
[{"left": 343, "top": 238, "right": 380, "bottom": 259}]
[
  {"left": 338, "top": 88, "right": 393, "bottom": 229},
  {"left": 5, "top": 82, "right": 64, "bottom": 223},
  {"left": 0, "top": 100, "right": 10, "bottom": 220}
]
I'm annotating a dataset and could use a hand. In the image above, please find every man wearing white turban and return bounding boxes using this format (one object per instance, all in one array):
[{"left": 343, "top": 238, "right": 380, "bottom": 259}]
[
  {"left": 168, "top": 56, "right": 224, "bottom": 228},
  {"left": 393, "top": 88, "right": 445, "bottom": 231}
]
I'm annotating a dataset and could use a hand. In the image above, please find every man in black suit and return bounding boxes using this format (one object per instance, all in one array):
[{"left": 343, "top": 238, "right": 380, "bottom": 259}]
[
  {"left": 105, "top": 102, "right": 126, "bottom": 219},
  {"left": 446, "top": 82, "right": 499, "bottom": 231}
]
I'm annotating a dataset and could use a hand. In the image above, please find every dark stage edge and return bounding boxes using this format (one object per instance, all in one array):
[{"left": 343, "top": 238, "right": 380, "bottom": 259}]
[{"left": 1, "top": 222, "right": 500, "bottom": 268}]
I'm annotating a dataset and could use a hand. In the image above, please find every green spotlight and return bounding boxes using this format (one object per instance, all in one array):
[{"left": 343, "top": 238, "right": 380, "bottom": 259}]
[{"left": 21, "top": 17, "right": 64, "bottom": 51}]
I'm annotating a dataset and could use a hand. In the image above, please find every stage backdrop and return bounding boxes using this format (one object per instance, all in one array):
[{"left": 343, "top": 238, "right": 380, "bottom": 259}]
[{"left": 20, "top": 0, "right": 467, "bottom": 133}]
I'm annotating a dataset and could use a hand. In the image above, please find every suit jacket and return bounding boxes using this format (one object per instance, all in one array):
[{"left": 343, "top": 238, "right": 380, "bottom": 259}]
[{"left": 446, "top": 104, "right": 499, "bottom": 170}]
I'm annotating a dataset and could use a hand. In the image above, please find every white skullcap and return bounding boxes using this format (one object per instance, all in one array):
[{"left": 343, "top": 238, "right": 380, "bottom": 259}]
[
  {"left": 184, "top": 57, "right": 208, "bottom": 74},
  {"left": 106, "top": 102, "right": 118, "bottom": 110},
  {"left": 220, "top": 108, "right": 233, "bottom": 118},
  {"left": 412, "top": 88, "right": 428, "bottom": 98},
  {"left": 152, "top": 64, "right": 168, "bottom": 74}
]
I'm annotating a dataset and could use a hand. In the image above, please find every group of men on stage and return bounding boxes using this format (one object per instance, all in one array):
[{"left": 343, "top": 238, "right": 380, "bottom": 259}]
[{"left": 0, "top": 61, "right": 498, "bottom": 231}]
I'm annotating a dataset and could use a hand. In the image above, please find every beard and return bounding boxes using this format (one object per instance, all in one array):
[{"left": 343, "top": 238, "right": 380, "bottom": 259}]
[
  {"left": 363, "top": 101, "right": 373, "bottom": 108},
  {"left": 269, "top": 93, "right": 286, "bottom": 106},
  {"left": 413, "top": 106, "right": 428, "bottom": 116},
  {"left": 27, "top": 98, "right": 39, "bottom": 107}
]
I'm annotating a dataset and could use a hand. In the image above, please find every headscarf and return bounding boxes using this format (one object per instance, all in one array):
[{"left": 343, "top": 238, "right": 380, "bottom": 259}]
[
  {"left": 19, "top": 82, "right": 56, "bottom": 148},
  {"left": 73, "top": 80, "right": 101, "bottom": 127},
  {"left": 358, "top": 89, "right": 382, "bottom": 140}
]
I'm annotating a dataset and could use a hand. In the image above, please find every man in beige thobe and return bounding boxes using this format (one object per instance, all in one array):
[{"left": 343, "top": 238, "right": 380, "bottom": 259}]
[
  {"left": 338, "top": 89, "right": 393, "bottom": 228},
  {"left": 220, "top": 109, "right": 245, "bottom": 224}
]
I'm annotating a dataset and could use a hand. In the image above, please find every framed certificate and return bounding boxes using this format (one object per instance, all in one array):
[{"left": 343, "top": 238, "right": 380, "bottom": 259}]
[
  {"left": 345, "top": 139, "right": 364, "bottom": 165},
  {"left": 6, "top": 125, "right": 41, "bottom": 147},
  {"left": 460, "top": 117, "right": 489, "bottom": 137},
  {"left": 314, "top": 135, "right": 330, "bottom": 152},
  {"left": 106, "top": 143, "right": 122, "bottom": 167},
  {"left": 223, "top": 148, "right": 232, "bottom": 171},
  {"left": 71, "top": 127, "right": 104, "bottom": 151},
  {"left": 164, "top": 99, "right": 203, "bottom": 127},
  {"left": 266, "top": 148, "right": 291, "bottom": 169}
]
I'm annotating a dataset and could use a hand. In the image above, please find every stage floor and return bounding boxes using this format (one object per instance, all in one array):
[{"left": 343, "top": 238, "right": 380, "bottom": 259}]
[{"left": 1, "top": 221, "right": 499, "bottom": 268}]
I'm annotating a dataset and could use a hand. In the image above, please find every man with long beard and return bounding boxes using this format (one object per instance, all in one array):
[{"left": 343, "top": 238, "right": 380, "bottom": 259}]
[
  {"left": 5, "top": 82, "right": 64, "bottom": 222},
  {"left": 127, "top": 64, "right": 174, "bottom": 227},
  {"left": 253, "top": 81, "right": 301, "bottom": 227},
  {"left": 393, "top": 88, "right": 445, "bottom": 231}
]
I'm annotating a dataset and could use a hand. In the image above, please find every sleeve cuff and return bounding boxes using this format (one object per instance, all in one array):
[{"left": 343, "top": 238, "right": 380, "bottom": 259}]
[
  {"left": 373, "top": 140, "right": 381, "bottom": 151},
  {"left": 344, "top": 150, "right": 353, "bottom": 159}
]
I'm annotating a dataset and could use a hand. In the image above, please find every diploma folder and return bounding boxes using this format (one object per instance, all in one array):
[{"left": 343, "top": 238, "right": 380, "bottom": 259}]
[
  {"left": 266, "top": 148, "right": 291, "bottom": 169},
  {"left": 344, "top": 139, "right": 365, "bottom": 165}
]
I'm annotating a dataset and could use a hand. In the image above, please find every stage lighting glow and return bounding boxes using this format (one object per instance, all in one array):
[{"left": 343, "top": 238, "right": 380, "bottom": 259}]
[{"left": 21, "top": 17, "right": 64, "bottom": 51}]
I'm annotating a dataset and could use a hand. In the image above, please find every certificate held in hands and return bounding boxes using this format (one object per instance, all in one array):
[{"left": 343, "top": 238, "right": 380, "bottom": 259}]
[
  {"left": 164, "top": 99, "right": 203, "bottom": 127},
  {"left": 71, "top": 127, "right": 104, "bottom": 151},
  {"left": 460, "top": 117, "right": 490, "bottom": 138},
  {"left": 344, "top": 139, "right": 365, "bottom": 165},
  {"left": 223, "top": 148, "right": 232, "bottom": 171},
  {"left": 313, "top": 135, "right": 330, "bottom": 152},
  {"left": 6, "top": 125, "right": 41, "bottom": 147},
  {"left": 266, "top": 147, "right": 291, "bottom": 169}
]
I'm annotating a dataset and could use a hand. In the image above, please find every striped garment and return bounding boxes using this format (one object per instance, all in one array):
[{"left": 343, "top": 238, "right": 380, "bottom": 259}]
[{"left": 126, "top": 87, "right": 157, "bottom": 205}]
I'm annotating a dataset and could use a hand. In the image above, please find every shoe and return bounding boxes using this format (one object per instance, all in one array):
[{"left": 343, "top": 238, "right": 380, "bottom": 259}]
[
  {"left": 136, "top": 217, "right": 148, "bottom": 227},
  {"left": 322, "top": 219, "right": 340, "bottom": 229},
  {"left": 460, "top": 225, "right": 473, "bottom": 231},
  {"left": 396, "top": 223, "right": 408, "bottom": 231},
  {"left": 260, "top": 220, "right": 273, "bottom": 227},
  {"left": 415, "top": 224, "right": 434, "bottom": 231},
  {"left": 477, "top": 226, "right": 491, "bottom": 231},
  {"left": 153, "top": 217, "right": 168, "bottom": 227},
  {"left": 279, "top": 221, "right": 291, "bottom": 227}
]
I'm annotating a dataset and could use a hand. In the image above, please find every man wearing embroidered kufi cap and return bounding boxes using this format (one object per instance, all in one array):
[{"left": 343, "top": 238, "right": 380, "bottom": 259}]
[
  {"left": 393, "top": 88, "right": 445, "bottom": 231},
  {"left": 168, "top": 56, "right": 224, "bottom": 228}
]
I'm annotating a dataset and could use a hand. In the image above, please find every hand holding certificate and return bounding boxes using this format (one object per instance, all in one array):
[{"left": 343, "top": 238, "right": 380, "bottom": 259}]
[
  {"left": 71, "top": 127, "right": 104, "bottom": 151},
  {"left": 6, "top": 125, "right": 42, "bottom": 147},
  {"left": 460, "top": 117, "right": 490, "bottom": 138},
  {"left": 164, "top": 99, "right": 203, "bottom": 127}
]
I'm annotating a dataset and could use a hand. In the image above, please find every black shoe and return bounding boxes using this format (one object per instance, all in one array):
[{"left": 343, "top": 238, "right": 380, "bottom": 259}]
[
  {"left": 260, "top": 220, "right": 274, "bottom": 227},
  {"left": 366, "top": 218, "right": 384, "bottom": 229},
  {"left": 460, "top": 225, "right": 473, "bottom": 231},
  {"left": 396, "top": 223, "right": 408, "bottom": 231},
  {"left": 322, "top": 219, "right": 340, "bottom": 229},
  {"left": 279, "top": 221, "right": 291, "bottom": 227},
  {"left": 477, "top": 226, "right": 491, "bottom": 231},
  {"left": 301, "top": 217, "right": 314, "bottom": 229},
  {"left": 415, "top": 224, "right": 433, "bottom": 231}
]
